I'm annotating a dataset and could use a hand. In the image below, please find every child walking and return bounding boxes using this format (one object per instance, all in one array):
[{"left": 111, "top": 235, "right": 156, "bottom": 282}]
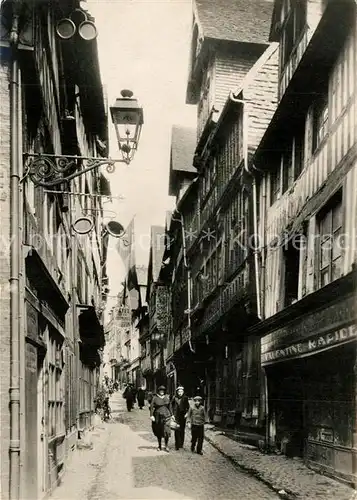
[{"left": 186, "top": 395, "right": 206, "bottom": 455}]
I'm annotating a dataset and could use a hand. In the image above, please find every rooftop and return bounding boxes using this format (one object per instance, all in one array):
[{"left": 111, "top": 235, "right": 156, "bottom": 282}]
[
  {"left": 170, "top": 125, "right": 197, "bottom": 174},
  {"left": 194, "top": 0, "right": 274, "bottom": 45},
  {"left": 169, "top": 125, "right": 197, "bottom": 196}
]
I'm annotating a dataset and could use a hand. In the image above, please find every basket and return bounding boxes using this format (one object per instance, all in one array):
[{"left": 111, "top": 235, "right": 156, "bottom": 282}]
[{"left": 169, "top": 417, "right": 180, "bottom": 430}]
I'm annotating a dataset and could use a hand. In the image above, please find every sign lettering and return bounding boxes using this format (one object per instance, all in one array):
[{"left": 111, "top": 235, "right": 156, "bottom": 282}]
[
  {"left": 262, "top": 295, "right": 356, "bottom": 351},
  {"left": 261, "top": 325, "right": 357, "bottom": 365}
]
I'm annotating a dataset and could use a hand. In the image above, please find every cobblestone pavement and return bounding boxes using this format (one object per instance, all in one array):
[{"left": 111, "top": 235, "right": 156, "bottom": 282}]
[
  {"left": 205, "top": 428, "right": 355, "bottom": 500},
  {"left": 50, "top": 394, "right": 278, "bottom": 500}
]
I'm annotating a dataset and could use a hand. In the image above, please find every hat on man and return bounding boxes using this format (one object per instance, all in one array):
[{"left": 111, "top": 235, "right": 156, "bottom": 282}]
[
  {"left": 176, "top": 386, "right": 184, "bottom": 391},
  {"left": 193, "top": 395, "right": 202, "bottom": 401},
  {"left": 157, "top": 385, "right": 166, "bottom": 392}
]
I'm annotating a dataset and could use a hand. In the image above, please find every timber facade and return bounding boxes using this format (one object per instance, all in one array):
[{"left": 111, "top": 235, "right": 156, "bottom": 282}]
[
  {"left": 154, "top": 0, "right": 357, "bottom": 488},
  {"left": 0, "top": 1, "right": 108, "bottom": 498},
  {"left": 252, "top": 0, "right": 357, "bottom": 483}
]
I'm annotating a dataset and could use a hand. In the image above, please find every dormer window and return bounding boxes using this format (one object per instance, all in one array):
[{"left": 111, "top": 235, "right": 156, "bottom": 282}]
[{"left": 280, "top": 0, "right": 307, "bottom": 68}]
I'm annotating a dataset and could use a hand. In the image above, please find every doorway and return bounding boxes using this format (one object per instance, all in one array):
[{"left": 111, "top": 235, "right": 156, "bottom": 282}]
[
  {"left": 267, "top": 361, "right": 306, "bottom": 457},
  {"left": 37, "top": 354, "right": 47, "bottom": 499}
]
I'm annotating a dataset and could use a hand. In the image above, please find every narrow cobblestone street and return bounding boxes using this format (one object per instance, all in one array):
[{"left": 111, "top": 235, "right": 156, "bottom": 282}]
[{"left": 50, "top": 394, "right": 279, "bottom": 500}]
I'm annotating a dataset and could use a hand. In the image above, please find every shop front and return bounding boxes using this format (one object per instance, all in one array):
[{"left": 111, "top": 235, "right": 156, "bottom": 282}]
[
  {"left": 24, "top": 248, "right": 69, "bottom": 499},
  {"left": 262, "top": 290, "right": 357, "bottom": 485}
]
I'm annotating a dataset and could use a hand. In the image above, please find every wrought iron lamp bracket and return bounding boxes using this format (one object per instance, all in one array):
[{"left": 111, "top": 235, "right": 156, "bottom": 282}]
[{"left": 22, "top": 153, "right": 129, "bottom": 188}]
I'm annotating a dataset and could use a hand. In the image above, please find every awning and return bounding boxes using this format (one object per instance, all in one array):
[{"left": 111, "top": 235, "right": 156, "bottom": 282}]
[
  {"left": 77, "top": 304, "right": 105, "bottom": 348},
  {"left": 25, "top": 246, "right": 69, "bottom": 322}
]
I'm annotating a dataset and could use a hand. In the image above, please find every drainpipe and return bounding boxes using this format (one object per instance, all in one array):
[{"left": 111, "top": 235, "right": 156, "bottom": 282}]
[
  {"left": 260, "top": 179, "right": 267, "bottom": 320},
  {"left": 69, "top": 192, "right": 80, "bottom": 432},
  {"left": 9, "top": 4, "right": 21, "bottom": 498},
  {"left": 229, "top": 92, "right": 262, "bottom": 320},
  {"left": 251, "top": 177, "right": 262, "bottom": 320},
  {"left": 17, "top": 50, "right": 25, "bottom": 500}
]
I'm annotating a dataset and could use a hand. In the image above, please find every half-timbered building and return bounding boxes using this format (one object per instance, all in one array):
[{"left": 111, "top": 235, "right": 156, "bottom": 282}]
[
  {"left": 143, "top": 226, "right": 169, "bottom": 392},
  {"left": 173, "top": 0, "right": 278, "bottom": 431},
  {"left": 0, "top": 1, "right": 108, "bottom": 497},
  {"left": 250, "top": 0, "right": 357, "bottom": 484},
  {"left": 162, "top": 126, "right": 198, "bottom": 395}
]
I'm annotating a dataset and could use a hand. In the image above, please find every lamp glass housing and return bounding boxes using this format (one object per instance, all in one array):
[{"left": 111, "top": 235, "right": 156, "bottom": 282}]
[{"left": 110, "top": 93, "right": 143, "bottom": 162}]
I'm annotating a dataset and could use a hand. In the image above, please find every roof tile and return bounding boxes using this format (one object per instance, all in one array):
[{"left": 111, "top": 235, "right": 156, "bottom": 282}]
[{"left": 195, "top": 0, "right": 274, "bottom": 45}]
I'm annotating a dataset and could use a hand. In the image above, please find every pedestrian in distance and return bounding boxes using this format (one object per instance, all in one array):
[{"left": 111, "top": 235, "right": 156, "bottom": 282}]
[
  {"left": 186, "top": 395, "right": 207, "bottom": 455},
  {"left": 147, "top": 391, "right": 153, "bottom": 405},
  {"left": 137, "top": 387, "right": 145, "bottom": 409},
  {"left": 150, "top": 385, "right": 172, "bottom": 452},
  {"left": 123, "top": 384, "right": 135, "bottom": 412},
  {"left": 131, "top": 386, "right": 137, "bottom": 408},
  {"left": 103, "top": 395, "right": 111, "bottom": 421},
  {"left": 171, "top": 386, "right": 190, "bottom": 450}
]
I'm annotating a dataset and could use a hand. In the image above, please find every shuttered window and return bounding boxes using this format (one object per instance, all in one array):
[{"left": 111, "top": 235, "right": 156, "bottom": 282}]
[
  {"left": 280, "top": 0, "right": 307, "bottom": 68},
  {"left": 312, "top": 91, "right": 329, "bottom": 152},
  {"left": 318, "top": 191, "right": 343, "bottom": 288},
  {"left": 47, "top": 329, "right": 65, "bottom": 439}
]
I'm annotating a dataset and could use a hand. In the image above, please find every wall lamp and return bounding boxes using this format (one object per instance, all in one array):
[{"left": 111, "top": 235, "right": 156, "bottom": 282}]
[{"left": 23, "top": 90, "right": 144, "bottom": 188}]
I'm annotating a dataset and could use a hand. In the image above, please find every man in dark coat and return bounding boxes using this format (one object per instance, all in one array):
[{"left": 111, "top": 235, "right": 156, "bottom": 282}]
[
  {"left": 171, "top": 386, "right": 190, "bottom": 450},
  {"left": 123, "top": 384, "right": 134, "bottom": 412},
  {"left": 137, "top": 387, "right": 145, "bottom": 409}
]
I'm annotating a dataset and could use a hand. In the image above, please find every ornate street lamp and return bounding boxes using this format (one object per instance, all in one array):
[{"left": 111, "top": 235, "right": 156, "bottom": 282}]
[
  {"left": 110, "top": 89, "right": 144, "bottom": 164},
  {"left": 22, "top": 90, "right": 144, "bottom": 188}
]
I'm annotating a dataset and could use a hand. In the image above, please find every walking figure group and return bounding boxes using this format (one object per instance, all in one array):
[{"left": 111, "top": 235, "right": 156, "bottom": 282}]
[
  {"left": 123, "top": 384, "right": 146, "bottom": 411},
  {"left": 149, "top": 385, "right": 207, "bottom": 454}
]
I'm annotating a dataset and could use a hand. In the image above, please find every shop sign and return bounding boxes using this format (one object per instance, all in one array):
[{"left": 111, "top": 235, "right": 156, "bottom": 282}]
[
  {"left": 262, "top": 295, "right": 356, "bottom": 351},
  {"left": 262, "top": 324, "right": 357, "bottom": 365}
]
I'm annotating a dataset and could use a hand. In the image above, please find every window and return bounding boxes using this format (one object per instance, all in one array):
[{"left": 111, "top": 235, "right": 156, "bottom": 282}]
[
  {"left": 318, "top": 192, "right": 343, "bottom": 287},
  {"left": 282, "top": 142, "right": 293, "bottom": 193},
  {"left": 202, "top": 156, "right": 218, "bottom": 200},
  {"left": 47, "top": 330, "right": 65, "bottom": 439},
  {"left": 281, "top": 0, "right": 307, "bottom": 68},
  {"left": 79, "top": 366, "right": 92, "bottom": 413},
  {"left": 43, "top": 193, "right": 55, "bottom": 250},
  {"left": 282, "top": 129, "right": 305, "bottom": 192},
  {"left": 216, "top": 119, "right": 241, "bottom": 196},
  {"left": 217, "top": 243, "right": 223, "bottom": 284},
  {"left": 283, "top": 236, "right": 302, "bottom": 307},
  {"left": 294, "top": 128, "right": 304, "bottom": 179},
  {"left": 77, "top": 257, "right": 83, "bottom": 303},
  {"left": 270, "top": 166, "right": 281, "bottom": 205},
  {"left": 312, "top": 92, "right": 329, "bottom": 152},
  {"left": 271, "top": 124, "right": 305, "bottom": 204}
]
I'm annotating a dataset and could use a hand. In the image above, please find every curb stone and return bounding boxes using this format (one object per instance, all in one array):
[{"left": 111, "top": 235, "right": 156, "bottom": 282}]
[
  {"left": 205, "top": 430, "right": 355, "bottom": 500},
  {"left": 205, "top": 433, "right": 296, "bottom": 499}
]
